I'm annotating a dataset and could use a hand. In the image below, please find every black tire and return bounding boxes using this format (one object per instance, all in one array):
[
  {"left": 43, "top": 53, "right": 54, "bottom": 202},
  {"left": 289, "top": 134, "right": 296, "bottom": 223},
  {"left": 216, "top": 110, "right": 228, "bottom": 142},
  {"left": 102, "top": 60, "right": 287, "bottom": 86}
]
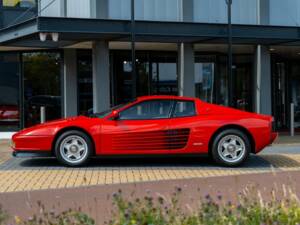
[
  {"left": 211, "top": 129, "right": 251, "bottom": 167},
  {"left": 55, "top": 130, "right": 93, "bottom": 167}
]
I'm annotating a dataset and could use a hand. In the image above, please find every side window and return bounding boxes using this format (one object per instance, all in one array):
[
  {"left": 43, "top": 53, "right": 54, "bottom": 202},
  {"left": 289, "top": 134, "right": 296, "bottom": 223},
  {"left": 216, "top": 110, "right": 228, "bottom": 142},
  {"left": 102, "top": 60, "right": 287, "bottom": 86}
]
[
  {"left": 173, "top": 101, "right": 196, "bottom": 118},
  {"left": 119, "top": 100, "right": 173, "bottom": 120}
]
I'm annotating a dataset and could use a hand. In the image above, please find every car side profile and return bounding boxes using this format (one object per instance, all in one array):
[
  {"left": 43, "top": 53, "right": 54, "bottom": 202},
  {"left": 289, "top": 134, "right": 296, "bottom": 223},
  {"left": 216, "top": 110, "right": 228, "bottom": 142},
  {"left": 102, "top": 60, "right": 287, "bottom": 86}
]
[{"left": 11, "top": 95, "right": 277, "bottom": 167}]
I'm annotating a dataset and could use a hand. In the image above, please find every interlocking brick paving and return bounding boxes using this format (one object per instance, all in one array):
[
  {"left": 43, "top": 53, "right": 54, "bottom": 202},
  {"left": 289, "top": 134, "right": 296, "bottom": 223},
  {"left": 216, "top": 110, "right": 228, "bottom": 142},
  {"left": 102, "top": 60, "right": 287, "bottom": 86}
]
[{"left": 0, "top": 141, "right": 299, "bottom": 193}]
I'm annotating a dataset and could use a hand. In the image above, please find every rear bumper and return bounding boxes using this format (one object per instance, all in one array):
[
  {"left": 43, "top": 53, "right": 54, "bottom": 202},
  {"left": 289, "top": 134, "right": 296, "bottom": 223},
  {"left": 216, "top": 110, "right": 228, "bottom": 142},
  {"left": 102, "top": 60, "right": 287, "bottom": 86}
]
[
  {"left": 271, "top": 132, "right": 278, "bottom": 144},
  {"left": 12, "top": 151, "right": 52, "bottom": 158}
]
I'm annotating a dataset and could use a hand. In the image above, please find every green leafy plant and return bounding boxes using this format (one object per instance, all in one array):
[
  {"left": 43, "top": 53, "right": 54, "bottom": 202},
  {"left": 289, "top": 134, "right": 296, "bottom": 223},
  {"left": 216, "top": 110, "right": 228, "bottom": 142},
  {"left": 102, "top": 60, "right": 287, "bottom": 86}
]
[
  {"left": 0, "top": 206, "right": 8, "bottom": 225},
  {"left": 14, "top": 207, "right": 95, "bottom": 225},
  {"left": 109, "top": 187, "right": 300, "bottom": 225}
]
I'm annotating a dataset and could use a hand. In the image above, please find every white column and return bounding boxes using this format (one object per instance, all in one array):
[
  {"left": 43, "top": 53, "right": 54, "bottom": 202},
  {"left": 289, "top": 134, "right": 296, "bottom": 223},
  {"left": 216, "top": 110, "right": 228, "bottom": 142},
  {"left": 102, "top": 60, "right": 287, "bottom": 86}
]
[
  {"left": 178, "top": 43, "right": 195, "bottom": 97},
  {"left": 63, "top": 49, "right": 78, "bottom": 117},
  {"left": 177, "top": 0, "right": 195, "bottom": 97},
  {"left": 92, "top": 41, "right": 110, "bottom": 113}
]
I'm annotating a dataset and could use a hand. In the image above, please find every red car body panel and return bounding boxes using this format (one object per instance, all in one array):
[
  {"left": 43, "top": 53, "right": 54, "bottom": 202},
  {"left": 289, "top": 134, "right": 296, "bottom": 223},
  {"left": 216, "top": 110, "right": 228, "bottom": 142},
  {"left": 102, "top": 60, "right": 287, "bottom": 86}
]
[{"left": 12, "top": 96, "right": 277, "bottom": 156}]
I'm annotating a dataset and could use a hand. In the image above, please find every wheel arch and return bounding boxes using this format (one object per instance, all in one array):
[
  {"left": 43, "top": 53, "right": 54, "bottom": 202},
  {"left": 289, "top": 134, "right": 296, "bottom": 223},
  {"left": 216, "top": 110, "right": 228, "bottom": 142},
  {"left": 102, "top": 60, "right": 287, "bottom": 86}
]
[
  {"left": 51, "top": 126, "right": 96, "bottom": 156},
  {"left": 208, "top": 124, "right": 256, "bottom": 154}
]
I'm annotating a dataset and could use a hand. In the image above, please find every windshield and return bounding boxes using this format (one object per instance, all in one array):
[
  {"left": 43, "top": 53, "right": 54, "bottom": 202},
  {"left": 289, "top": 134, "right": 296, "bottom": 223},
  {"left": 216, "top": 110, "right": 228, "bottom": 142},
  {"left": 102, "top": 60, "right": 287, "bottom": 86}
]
[{"left": 89, "top": 100, "right": 135, "bottom": 118}]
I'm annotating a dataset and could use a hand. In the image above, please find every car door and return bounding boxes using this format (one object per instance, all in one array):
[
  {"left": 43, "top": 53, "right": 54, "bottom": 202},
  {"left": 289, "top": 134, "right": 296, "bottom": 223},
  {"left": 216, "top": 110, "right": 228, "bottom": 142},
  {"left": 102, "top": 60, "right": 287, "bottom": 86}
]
[
  {"left": 168, "top": 100, "right": 206, "bottom": 153},
  {"left": 100, "top": 99, "right": 174, "bottom": 155}
]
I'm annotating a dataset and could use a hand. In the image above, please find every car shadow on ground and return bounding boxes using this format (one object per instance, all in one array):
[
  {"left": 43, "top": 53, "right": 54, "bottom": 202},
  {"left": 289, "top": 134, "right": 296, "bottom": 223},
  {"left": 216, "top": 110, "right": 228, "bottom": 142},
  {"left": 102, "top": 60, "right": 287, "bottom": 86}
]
[{"left": 1, "top": 154, "right": 297, "bottom": 171}]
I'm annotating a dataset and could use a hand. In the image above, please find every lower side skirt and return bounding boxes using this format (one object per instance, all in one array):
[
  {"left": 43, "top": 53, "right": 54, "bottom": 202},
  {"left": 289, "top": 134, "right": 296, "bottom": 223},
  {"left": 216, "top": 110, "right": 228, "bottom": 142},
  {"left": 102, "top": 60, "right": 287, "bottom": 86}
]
[
  {"left": 12, "top": 151, "right": 209, "bottom": 159},
  {"left": 13, "top": 151, "right": 53, "bottom": 158}
]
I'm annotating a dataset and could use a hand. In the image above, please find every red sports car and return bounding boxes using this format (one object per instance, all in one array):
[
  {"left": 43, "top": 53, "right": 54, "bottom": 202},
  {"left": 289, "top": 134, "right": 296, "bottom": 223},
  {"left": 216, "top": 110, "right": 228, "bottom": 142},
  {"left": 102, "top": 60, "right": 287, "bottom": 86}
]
[{"left": 11, "top": 96, "right": 277, "bottom": 167}]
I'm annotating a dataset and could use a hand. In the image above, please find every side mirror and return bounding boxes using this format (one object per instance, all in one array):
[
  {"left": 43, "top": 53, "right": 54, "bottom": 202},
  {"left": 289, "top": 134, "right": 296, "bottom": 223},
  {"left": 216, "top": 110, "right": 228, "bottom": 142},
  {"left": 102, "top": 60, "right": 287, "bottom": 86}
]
[{"left": 111, "top": 110, "right": 119, "bottom": 120}]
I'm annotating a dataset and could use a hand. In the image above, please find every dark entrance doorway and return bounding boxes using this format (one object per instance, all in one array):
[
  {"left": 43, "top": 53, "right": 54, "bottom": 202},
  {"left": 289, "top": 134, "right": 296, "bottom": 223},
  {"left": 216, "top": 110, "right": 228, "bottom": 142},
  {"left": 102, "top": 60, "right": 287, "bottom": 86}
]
[{"left": 272, "top": 56, "right": 300, "bottom": 131}]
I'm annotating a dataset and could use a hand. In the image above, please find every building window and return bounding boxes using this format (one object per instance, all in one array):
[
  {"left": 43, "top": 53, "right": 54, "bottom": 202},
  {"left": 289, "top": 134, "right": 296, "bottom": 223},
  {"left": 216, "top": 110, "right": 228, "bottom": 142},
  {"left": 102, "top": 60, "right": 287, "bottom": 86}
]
[
  {"left": 195, "top": 62, "right": 215, "bottom": 103},
  {"left": 2, "top": 0, "right": 36, "bottom": 7},
  {"left": 0, "top": 53, "right": 20, "bottom": 131},
  {"left": 77, "top": 51, "right": 93, "bottom": 115},
  {"left": 23, "top": 52, "right": 62, "bottom": 128},
  {"left": 112, "top": 51, "right": 178, "bottom": 106},
  {"left": 151, "top": 60, "right": 177, "bottom": 96}
]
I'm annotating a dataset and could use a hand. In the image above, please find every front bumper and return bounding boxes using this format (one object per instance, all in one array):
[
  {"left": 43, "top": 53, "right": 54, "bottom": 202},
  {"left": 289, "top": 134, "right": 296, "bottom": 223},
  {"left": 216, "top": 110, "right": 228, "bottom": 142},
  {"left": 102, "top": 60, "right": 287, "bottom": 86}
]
[{"left": 12, "top": 151, "right": 52, "bottom": 158}]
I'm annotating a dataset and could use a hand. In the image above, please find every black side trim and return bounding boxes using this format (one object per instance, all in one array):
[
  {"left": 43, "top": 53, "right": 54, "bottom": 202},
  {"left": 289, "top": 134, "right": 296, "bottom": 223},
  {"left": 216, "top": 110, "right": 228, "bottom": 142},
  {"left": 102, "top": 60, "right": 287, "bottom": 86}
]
[{"left": 13, "top": 151, "right": 52, "bottom": 158}]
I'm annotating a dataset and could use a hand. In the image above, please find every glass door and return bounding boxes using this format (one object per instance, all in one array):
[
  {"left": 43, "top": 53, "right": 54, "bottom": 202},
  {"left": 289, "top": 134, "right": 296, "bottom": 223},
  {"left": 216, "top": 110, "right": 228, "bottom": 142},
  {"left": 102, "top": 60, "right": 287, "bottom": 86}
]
[
  {"left": 272, "top": 61, "right": 287, "bottom": 130},
  {"left": 289, "top": 63, "right": 300, "bottom": 130},
  {"left": 23, "top": 52, "right": 62, "bottom": 128},
  {"left": 216, "top": 55, "right": 253, "bottom": 111},
  {"left": 77, "top": 51, "right": 93, "bottom": 115},
  {"left": 233, "top": 58, "right": 253, "bottom": 112},
  {"left": 194, "top": 62, "right": 215, "bottom": 103}
]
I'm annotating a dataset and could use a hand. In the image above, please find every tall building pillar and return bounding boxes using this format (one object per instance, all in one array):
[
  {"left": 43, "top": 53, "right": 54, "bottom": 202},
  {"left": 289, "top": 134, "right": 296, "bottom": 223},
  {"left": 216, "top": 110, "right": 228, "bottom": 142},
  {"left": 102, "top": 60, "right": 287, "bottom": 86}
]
[
  {"left": 178, "top": 43, "right": 195, "bottom": 97},
  {"left": 92, "top": 41, "right": 110, "bottom": 113},
  {"left": 63, "top": 49, "right": 78, "bottom": 117},
  {"left": 177, "top": 0, "right": 195, "bottom": 97},
  {"left": 254, "top": 45, "right": 271, "bottom": 115}
]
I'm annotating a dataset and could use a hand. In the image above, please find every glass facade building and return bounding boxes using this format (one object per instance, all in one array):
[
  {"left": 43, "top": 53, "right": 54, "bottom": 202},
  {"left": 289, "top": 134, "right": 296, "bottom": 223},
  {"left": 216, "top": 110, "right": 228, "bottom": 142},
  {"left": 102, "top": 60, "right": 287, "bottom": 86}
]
[{"left": 0, "top": 0, "right": 300, "bottom": 135}]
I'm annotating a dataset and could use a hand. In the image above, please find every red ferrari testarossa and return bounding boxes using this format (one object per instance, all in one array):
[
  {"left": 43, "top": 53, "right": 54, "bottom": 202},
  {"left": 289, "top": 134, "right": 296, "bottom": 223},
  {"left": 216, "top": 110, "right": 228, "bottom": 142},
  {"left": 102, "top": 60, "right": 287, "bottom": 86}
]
[{"left": 11, "top": 95, "right": 277, "bottom": 167}]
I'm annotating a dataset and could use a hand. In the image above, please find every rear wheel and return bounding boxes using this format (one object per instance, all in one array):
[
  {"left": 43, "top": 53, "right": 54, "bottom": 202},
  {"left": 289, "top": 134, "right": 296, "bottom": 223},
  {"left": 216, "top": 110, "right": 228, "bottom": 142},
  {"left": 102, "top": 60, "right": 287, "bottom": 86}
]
[
  {"left": 211, "top": 129, "right": 250, "bottom": 167},
  {"left": 55, "top": 130, "right": 93, "bottom": 167}
]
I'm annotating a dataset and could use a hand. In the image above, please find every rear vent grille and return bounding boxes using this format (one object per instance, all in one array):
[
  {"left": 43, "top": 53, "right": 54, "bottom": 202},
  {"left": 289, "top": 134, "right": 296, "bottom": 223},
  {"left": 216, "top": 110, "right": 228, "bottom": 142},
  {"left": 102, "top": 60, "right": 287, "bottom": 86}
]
[{"left": 112, "top": 128, "right": 190, "bottom": 151}]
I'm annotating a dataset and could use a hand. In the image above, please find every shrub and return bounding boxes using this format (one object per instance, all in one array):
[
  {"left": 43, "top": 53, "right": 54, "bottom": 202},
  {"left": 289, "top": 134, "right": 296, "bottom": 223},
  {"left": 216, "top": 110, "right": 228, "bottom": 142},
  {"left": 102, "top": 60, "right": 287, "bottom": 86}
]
[
  {"left": 16, "top": 209, "right": 95, "bottom": 225},
  {"left": 109, "top": 187, "right": 300, "bottom": 225},
  {"left": 0, "top": 206, "right": 8, "bottom": 225}
]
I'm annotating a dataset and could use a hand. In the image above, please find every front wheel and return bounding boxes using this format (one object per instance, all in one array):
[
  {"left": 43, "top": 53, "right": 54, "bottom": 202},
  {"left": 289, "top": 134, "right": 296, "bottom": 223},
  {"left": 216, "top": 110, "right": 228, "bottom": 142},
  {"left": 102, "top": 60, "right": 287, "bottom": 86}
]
[
  {"left": 55, "top": 130, "right": 93, "bottom": 167},
  {"left": 211, "top": 129, "right": 251, "bottom": 167}
]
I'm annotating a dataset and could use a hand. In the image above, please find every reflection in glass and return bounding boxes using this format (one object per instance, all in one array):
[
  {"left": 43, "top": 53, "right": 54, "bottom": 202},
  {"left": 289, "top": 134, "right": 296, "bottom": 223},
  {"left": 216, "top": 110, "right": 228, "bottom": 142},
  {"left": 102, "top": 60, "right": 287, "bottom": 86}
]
[
  {"left": 290, "top": 64, "right": 300, "bottom": 128},
  {"left": 113, "top": 51, "right": 177, "bottom": 105},
  {"left": 216, "top": 55, "right": 253, "bottom": 111},
  {"left": 0, "top": 53, "right": 20, "bottom": 131},
  {"left": 218, "top": 57, "right": 229, "bottom": 107},
  {"left": 193, "top": 0, "right": 257, "bottom": 24},
  {"left": 195, "top": 63, "right": 214, "bottom": 103},
  {"left": 108, "top": 0, "right": 181, "bottom": 21},
  {"left": 119, "top": 100, "right": 173, "bottom": 120},
  {"left": 152, "top": 62, "right": 177, "bottom": 96},
  {"left": 3, "top": 0, "right": 35, "bottom": 7},
  {"left": 23, "top": 52, "right": 62, "bottom": 127},
  {"left": 78, "top": 51, "right": 93, "bottom": 115},
  {"left": 233, "top": 56, "right": 253, "bottom": 112}
]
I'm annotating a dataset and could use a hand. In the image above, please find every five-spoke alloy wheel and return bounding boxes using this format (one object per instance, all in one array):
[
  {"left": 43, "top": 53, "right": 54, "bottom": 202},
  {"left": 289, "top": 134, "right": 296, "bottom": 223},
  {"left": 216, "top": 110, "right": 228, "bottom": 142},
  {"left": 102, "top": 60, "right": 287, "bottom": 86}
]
[
  {"left": 211, "top": 129, "right": 250, "bottom": 166},
  {"left": 55, "top": 130, "right": 93, "bottom": 166}
]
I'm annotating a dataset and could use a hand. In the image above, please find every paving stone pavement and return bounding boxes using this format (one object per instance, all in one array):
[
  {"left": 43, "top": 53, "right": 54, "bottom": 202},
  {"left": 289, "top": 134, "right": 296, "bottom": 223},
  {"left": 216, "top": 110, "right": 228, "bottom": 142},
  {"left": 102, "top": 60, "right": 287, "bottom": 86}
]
[{"left": 0, "top": 141, "right": 299, "bottom": 193}]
